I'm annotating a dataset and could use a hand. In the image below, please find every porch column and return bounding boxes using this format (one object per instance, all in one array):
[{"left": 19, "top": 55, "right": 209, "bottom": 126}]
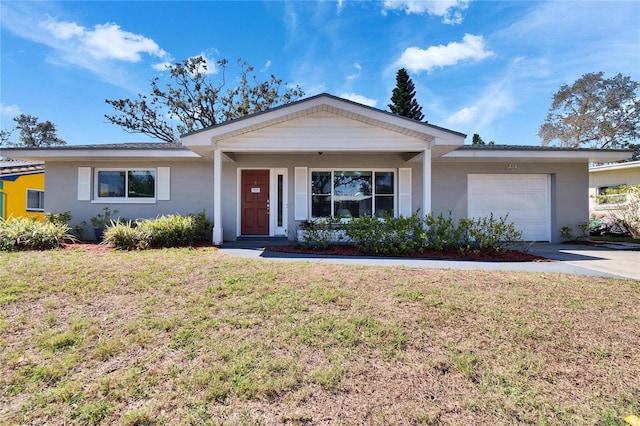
[
  {"left": 212, "top": 148, "right": 223, "bottom": 245},
  {"left": 422, "top": 148, "right": 432, "bottom": 217}
]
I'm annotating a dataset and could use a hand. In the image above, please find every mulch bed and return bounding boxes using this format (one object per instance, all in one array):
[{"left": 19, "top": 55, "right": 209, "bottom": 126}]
[
  {"left": 61, "top": 241, "right": 548, "bottom": 262},
  {"left": 265, "top": 244, "right": 549, "bottom": 262}
]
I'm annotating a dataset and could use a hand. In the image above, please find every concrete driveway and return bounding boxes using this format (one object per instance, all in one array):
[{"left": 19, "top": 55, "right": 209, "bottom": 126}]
[
  {"left": 527, "top": 243, "right": 640, "bottom": 280},
  {"left": 219, "top": 240, "right": 639, "bottom": 280}
]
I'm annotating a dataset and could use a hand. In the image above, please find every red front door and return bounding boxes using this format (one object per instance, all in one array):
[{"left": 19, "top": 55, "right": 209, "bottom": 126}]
[{"left": 241, "top": 170, "right": 270, "bottom": 235}]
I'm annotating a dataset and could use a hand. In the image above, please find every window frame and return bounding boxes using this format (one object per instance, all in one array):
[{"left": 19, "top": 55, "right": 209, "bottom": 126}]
[
  {"left": 309, "top": 168, "right": 397, "bottom": 220},
  {"left": 596, "top": 184, "right": 627, "bottom": 206},
  {"left": 26, "top": 189, "right": 45, "bottom": 212},
  {"left": 93, "top": 168, "right": 157, "bottom": 204}
]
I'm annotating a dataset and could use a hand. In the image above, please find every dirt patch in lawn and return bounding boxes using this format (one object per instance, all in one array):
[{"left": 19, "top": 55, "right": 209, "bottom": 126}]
[
  {"left": 60, "top": 241, "right": 218, "bottom": 253},
  {"left": 265, "top": 244, "right": 549, "bottom": 262}
]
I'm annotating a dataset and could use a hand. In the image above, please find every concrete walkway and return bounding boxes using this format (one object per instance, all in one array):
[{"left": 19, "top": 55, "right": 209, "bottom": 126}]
[{"left": 219, "top": 240, "right": 639, "bottom": 280}]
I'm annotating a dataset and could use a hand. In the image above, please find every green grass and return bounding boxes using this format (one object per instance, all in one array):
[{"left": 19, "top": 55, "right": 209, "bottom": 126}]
[
  {"left": 0, "top": 248, "right": 638, "bottom": 425},
  {"left": 590, "top": 235, "right": 640, "bottom": 244}
]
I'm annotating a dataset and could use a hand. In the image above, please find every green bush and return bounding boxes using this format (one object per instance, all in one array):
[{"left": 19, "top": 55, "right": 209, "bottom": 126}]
[
  {"left": 461, "top": 213, "right": 522, "bottom": 251},
  {"left": 0, "top": 217, "right": 72, "bottom": 251},
  {"left": 344, "top": 213, "right": 425, "bottom": 255},
  {"left": 103, "top": 221, "right": 151, "bottom": 250},
  {"left": 298, "top": 216, "right": 342, "bottom": 250},
  {"left": 103, "top": 212, "right": 213, "bottom": 250},
  {"left": 424, "top": 212, "right": 459, "bottom": 250},
  {"left": 342, "top": 212, "right": 522, "bottom": 255},
  {"left": 44, "top": 211, "right": 72, "bottom": 226},
  {"left": 190, "top": 209, "right": 214, "bottom": 242}
]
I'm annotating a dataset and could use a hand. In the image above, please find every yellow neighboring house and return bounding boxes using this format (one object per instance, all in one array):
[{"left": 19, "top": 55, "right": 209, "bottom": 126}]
[{"left": 0, "top": 161, "right": 45, "bottom": 221}]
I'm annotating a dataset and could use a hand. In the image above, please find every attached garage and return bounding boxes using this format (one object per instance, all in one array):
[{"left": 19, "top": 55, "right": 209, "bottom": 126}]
[{"left": 468, "top": 174, "right": 551, "bottom": 241}]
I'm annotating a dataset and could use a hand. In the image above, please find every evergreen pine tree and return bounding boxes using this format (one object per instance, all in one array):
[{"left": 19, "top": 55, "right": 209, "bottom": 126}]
[{"left": 388, "top": 68, "right": 425, "bottom": 121}]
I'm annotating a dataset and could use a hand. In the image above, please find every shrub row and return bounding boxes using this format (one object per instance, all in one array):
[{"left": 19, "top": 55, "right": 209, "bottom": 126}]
[
  {"left": 300, "top": 212, "right": 523, "bottom": 255},
  {"left": 0, "top": 217, "right": 72, "bottom": 251},
  {"left": 103, "top": 211, "right": 213, "bottom": 250}
]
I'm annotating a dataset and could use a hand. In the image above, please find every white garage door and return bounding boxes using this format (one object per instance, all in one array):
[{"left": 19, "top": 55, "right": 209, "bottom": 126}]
[{"left": 468, "top": 174, "right": 551, "bottom": 241}]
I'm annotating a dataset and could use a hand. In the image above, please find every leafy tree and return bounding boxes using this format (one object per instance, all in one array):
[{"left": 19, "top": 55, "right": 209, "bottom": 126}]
[
  {"left": 538, "top": 72, "right": 640, "bottom": 152},
  {"left": 388, "top": 68, "right": 425, "bottom": 121},
  {"left": 1, "top": 114, "right": 66, "bottom": 147},
  {"left": 471, "top": 133, "right": 495, "bottom": 145},
  {"left": 472, "top": 133, "right": 485, "bottom": 145},
  {"left": 105, "top": 57, "right": 304, "bottom": 143}
]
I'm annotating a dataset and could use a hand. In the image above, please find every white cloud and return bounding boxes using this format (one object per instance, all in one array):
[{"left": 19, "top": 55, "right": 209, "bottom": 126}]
[
  {"left": 39, "top": 19, "right": 84, "bottom": 40},
  {"left": 396, "top": 34, "right": 494, "bottom": 73},
  {"left": 189, "top": 52, "right": 219, "bottom": 75},
  {"left": 447, "top": 106, "right": 478, "bottom": 124},
  {"left": 39, "top": 18, "right": 169, "bottom": 63},
  {"left": 152, "top": 61, "right": 173, "bottom": 72},
  {"left": 382, "top": 0, "right": 469, "bottom": 24},
  {"left": 346, "top": 62, "right": 362, "bottom": 81},
  {"left": 339, "top": 93, "right": 378, "bottom": 107},
  {"left": 284, "top": 2, "right": 298, "bottom": 46},
  {"left": 446, "top": 78, "right": 514, "bottom": 135},
  {"left": 260, "top": 60, "right": 272, "bottom": 72},
  {"left": 0, "top": 4, "right": 171, "bottom": 90},
  {"left": 1, "top": 104, "right": 22, "bottom": 118}
]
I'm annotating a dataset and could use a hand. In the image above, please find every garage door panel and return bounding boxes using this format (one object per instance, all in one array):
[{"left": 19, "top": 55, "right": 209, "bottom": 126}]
[{"left": 468, "top": 174, "right": 551, "bottom": 241}]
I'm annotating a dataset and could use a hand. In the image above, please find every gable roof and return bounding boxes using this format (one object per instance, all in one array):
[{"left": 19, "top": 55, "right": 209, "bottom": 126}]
[
  {"left": 181, "top": 93, "right": 467, "bottom": 158},
  {"left": 182, "top": 93, "right": 466, "bottom": 140}
]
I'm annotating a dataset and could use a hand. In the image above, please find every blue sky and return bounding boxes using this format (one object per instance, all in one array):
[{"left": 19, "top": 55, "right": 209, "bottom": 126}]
[{"left": 1, "top": 0, "right": 639, "bottom": 146}]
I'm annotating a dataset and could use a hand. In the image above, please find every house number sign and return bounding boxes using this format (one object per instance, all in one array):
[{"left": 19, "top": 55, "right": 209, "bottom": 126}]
[{"left": 251, "top": 188, "right": 261, "bottom": 193}]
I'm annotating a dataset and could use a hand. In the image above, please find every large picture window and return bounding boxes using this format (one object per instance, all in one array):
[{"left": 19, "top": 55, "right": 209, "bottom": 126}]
[
  {"left": 311, "top": 170, "right": 395, "bottom": 218},
  {"left": 96, "top": 169, "right": 156, "bottom": 200}
]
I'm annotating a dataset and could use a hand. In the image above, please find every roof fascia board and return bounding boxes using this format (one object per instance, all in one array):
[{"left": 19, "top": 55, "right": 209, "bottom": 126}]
[
  {"left": 442, "top": 149, "right": 632, "bottom": 162},
  {"left": 589, "top": 160, "right": 640, "bottom": 172},
  {"left": 0, "top": 170, "right": 44, "bottom": 178},
  {"left": 0, "top": 148, "right": 201, "bottom": 162}
]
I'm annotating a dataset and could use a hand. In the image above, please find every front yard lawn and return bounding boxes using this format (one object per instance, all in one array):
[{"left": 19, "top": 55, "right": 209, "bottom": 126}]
[{"left": 1, "top": 248, "right": 638, "bottom": 425}]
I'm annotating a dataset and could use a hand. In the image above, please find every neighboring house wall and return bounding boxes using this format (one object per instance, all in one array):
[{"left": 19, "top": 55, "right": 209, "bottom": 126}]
[
  {"left": 44, "top": 161, "right": 213, "bottom": 239},
  {"left": 589, "top": 163, "right": 640, "bottom": 215},
  {"left": 432, "top": 162, "right": 589, "bottom": 242},
  {"left": 0, "top": 172, "right": 45, "bottom": 221}
]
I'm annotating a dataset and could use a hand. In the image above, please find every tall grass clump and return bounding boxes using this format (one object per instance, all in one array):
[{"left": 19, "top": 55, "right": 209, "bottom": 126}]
[
  {"left": 103, "top": 211, "right": 213, "bottom": 250},
  {"left": 0, "top": 217, "right": 72, "bottom": 251}
]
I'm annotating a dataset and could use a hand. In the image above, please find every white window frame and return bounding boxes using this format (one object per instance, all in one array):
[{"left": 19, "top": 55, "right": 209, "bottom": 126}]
[
  {"left": 26, "top": 189, "right": 44, "bottom": 212},
  {"left": 596, "top": 184, "right": 627, "bottom": 206},
  {"left": 93, "top": 168, "right": 157, "bottom": 204},
  {"left": 309, "top": 168, "right": 397, "bottom": 220}
]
